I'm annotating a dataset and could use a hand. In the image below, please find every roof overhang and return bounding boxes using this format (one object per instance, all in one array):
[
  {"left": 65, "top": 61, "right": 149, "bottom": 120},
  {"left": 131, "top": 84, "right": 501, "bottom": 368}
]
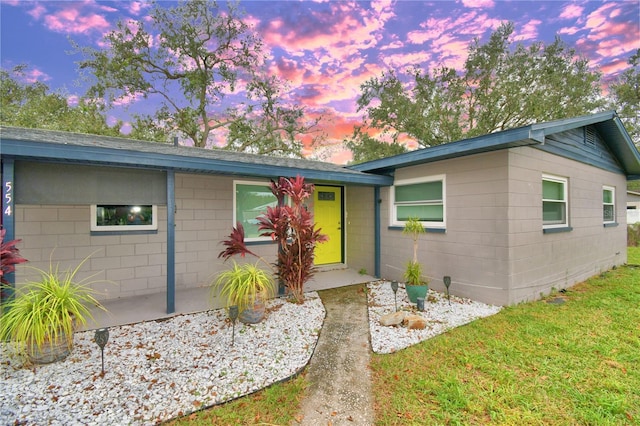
[
  {"left": 0, "top": 129, "right": 393, "bottom": 186},
  {"left": 349, "top": 111, "right": 640, "bottom": 178}
]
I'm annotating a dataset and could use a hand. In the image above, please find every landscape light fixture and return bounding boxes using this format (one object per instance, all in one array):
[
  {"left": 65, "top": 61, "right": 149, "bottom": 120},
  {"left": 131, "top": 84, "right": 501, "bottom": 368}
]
[
  {"left": 94, "top": 328, "right": 109, "bottom": 375},
  {"left": 443, "top": 276, "right": 452, "bottom": 306},
  {"left": 228, "top": 305, "right": 239, "bottom": 346},
  {"left": 390, "top": 281, "right": 399, "bottom": 312}
]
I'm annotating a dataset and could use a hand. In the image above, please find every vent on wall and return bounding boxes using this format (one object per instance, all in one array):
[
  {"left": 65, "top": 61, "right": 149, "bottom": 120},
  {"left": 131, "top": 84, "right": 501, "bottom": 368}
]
[{"left": 585, "top": 126, "right": 597, "bottom": 147}]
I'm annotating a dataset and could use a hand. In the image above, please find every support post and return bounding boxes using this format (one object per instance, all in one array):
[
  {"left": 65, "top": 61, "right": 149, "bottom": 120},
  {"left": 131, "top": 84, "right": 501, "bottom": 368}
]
[
  {"left": 374, "top": 186, "right": 381, "bottom": 278},
  {"left": 166, "top": 170, "right": 176, "bottom": 314},
  {"left": 1, "top": 159, "right": 16, "bottom": 302}
]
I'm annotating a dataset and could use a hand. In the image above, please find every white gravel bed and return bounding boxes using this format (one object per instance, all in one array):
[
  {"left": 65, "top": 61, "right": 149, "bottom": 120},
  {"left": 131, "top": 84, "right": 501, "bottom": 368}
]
[
  {"left": 1, "top": 283, "right": 503, "bottom": 424},
  {"left": 0, "top": 292, "right": 325, "bottom": 425},
  {"left": 367, "top": 280, "right": 502, "bottom": 354}
]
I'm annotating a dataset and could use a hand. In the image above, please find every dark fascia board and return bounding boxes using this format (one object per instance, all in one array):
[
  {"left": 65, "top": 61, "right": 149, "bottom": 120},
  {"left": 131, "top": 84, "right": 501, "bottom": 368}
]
[
  {"left": 349, "top": 111, "right": 640, "bottom": 177},
  {"left": 1, "top": 136, "right": 393, "bottom": 187}
]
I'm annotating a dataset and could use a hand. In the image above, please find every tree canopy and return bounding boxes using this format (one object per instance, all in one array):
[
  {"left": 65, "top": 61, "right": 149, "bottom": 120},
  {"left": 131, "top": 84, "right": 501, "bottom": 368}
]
[
  {"left": 353, "top": 22, "right": 605, "bottom": 157},
  {"left": 344, "top": 127, "right": 407, "bottom": 164},
  {"left": 608, "top": 49, "right": 639, "bottom": 146},
  {"left": 0, "top": 65, "right": 121, "bottom": 135},
  {"left": 75, "top": 0, "right": 316, "bottom": 155}
]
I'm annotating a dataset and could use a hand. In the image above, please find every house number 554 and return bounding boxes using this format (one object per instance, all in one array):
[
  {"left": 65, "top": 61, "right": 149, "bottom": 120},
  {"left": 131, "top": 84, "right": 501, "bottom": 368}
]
[{"left": 4, "top": 181, "right": 12, "bottom": 216}]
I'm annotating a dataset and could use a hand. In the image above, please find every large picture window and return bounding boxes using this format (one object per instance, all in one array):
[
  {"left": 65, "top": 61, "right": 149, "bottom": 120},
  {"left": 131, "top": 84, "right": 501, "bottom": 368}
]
[
  {"left": 603, "top": 186, "right": 616, "bottom": 224},
  {"left": 391, "top": 175, "right": 445, "bottom": 227},
  {"left": 542, "top": 175, "right": 568, "bottom": 228},
  {"left": 234, "top": 181, "right": 278, "bottom": 241},
  {"left": 91, "top": 205, "right": 157, "bottom": 232}
]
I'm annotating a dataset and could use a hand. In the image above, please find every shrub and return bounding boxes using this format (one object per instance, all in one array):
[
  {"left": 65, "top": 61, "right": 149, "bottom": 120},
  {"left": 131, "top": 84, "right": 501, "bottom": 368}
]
[{"left": 219, "top": 176, "right": 327, "bottom": 304}]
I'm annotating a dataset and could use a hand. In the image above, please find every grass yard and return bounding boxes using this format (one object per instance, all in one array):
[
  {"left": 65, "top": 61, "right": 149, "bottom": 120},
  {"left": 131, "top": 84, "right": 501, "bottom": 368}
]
[
  {"left": 171, "top": 254, "right": 639, "bottom": 425},
  {"left": 371, "top": 265, "right": 640, "bottom": 425},
  {"left": 627, "top": 245, "right": 640, "bottom": 265},
  {"left": 167, "top": 374, "right": 307, "bottom": 425}
]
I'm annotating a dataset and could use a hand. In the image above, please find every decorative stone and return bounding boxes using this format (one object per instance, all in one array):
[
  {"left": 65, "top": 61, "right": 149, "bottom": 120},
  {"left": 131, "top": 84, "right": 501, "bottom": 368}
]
[
  {"left": 379, "top": 311, "right": 407, "bottom": 326},
  {"left": 403, "top": 314, "right": 427, "bottom": 330}
]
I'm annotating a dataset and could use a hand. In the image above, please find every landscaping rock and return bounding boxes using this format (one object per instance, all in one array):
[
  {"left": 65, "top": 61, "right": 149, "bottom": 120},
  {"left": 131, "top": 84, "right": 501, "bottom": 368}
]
[
  {"left": 403, "top": 314, "right": 427, "bottom": 330},
  {"left": 379, "top": 311, "right": 407, "bottom": 326}
]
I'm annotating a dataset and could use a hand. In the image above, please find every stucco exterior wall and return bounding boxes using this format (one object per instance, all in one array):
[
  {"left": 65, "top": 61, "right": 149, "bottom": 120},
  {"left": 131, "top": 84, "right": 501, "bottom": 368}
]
[
  {"left": 380, "top": 151, "right": 512, "bottom": 306},
  {"left": 345, "top": 185, "right": 375, "bottom": 275},
  {"left": 506, "top": 146, "right": 627, "bottom": 304}
]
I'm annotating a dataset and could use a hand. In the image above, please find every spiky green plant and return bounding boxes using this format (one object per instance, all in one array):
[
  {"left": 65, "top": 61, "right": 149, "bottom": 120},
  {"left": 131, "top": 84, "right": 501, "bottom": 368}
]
[
  {"left": 212, "top": 261, "right": 275, "bottom": 314},
  {"left": 403, "top": 218, "right": 427, "bottom": 286},
  {"left": 404, "top": 260, "right": 424, "bottom": 286},
  {"left": 0, "top": 254, "right": 106, "bottom": 360}
]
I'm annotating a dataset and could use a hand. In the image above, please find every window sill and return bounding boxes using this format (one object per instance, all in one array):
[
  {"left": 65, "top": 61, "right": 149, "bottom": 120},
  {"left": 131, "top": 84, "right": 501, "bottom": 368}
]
[
  {"left": 603, "top": 222, "right": 618, "bottom": 228},
  {"left": 91, "top": 230, "right": 158, "bottom": 236},
  {"left": 245, "top": 239, "right": 277, "bottom": 246},
  {"left": 388, "top": 226, "right": 446, "bottom": 234},
  {"left": 542, "top": 226, "right": 573, "bottom": 234}
]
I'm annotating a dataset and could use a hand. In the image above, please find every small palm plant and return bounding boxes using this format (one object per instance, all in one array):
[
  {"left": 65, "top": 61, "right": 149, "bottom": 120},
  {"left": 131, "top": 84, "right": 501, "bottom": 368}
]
[{"left": 403, "top": 217, "right": 426, "bottom": 286}]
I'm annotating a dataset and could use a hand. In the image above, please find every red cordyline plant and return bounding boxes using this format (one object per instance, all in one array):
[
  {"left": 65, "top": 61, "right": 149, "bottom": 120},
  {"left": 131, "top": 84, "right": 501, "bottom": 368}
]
[
  {"left": 219, "top": 176, "right": 327, "bottom": 304},
  {"left": 1, "top": 227, "right": 28, "bottom": 285}
]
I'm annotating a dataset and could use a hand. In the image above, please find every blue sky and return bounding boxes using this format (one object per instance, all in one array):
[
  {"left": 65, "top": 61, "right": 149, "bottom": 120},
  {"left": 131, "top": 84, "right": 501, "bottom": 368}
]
[{"left": 1, "top": 0, "right": 638, "bottom": 161}]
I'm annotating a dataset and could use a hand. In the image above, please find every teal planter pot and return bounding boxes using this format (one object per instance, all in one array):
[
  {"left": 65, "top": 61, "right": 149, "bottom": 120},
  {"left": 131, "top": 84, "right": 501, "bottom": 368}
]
[{"left": 405, "top": 284, "right": 428, "bottom": 303}]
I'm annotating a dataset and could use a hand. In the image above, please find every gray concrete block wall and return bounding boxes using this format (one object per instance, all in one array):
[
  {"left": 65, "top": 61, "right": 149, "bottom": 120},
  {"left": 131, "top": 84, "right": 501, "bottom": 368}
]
[
  {"left": 174, "top": 174, "right": 279, "bottom": 293},
  {"left": 14, "top": 204, "right": 168, "bottom": 300},
  {"left": 379, "top": 151, "right": 512, "bottom": 306},
  {"left": 345, "top": 185, "right": 375, "bottom": 276},
  {"left": 506, "top": 147, "right": 628, "bottom": 304}
]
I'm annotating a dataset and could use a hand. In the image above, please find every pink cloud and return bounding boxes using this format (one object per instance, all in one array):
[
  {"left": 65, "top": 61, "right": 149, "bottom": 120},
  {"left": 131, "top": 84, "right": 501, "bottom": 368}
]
[
  {"left": 559, "top": 4, "right": 584, "bottom": 20},
  {"left": 557, "top": 26, "right": 581, "bottom": 36},
  {"left": 43, "top": 5, "right": 111, "bottom": 34},
  {"left": 112, "top": 92, "right": 145, "bottom": 107},
  {"left": 513, "top": 19, "right": 541, "bottom": 42},
  {"left": 27, "top": 4, "right": 46, "bottom": 20},
  {"left": 461, "top": 0, "right": 495, "bottom": 8},
  {"left": 21, "top": 67, "right": 51, "bottom": 84}
]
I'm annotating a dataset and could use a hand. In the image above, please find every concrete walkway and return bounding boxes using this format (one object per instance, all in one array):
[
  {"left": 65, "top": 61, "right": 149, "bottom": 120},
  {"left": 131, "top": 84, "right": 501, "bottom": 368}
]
[{"left": 293, "top": 284, "right": 374, "bottom": 425}]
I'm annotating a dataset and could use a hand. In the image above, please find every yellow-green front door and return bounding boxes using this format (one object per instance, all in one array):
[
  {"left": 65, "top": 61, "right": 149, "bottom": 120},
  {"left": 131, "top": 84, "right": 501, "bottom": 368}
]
[{"left": 314, "top": 186, "right": 343, "bottom": 265}]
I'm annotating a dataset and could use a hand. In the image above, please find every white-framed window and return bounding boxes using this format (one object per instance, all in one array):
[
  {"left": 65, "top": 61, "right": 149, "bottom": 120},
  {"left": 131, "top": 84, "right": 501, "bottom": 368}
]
[
  {"left": 391, "top": 175, "right": 445, "bottom": 227},
  {"left": 542, "top": 174, "right": 568, "bottom": 228},
  {"left": 603, "top": 186, "right": 616, "bottom": 224},
  {"left": 91, "top": 205, "right": 158, "bottom": 232},
  {"left": 234, "top": 180, "right": 278, "bottom": 241}
]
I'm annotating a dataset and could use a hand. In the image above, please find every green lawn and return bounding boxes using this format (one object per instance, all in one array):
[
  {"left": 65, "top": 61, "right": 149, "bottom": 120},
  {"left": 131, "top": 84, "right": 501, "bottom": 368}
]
[
  {"left": 172, "top": 253, "right": 640, "bottom": 425},
  {"left": 627, "top": 246, "right": 640, "bottom": 265},
  {"left": 371, "top": 265, "right": 640, "bottom": 425}
]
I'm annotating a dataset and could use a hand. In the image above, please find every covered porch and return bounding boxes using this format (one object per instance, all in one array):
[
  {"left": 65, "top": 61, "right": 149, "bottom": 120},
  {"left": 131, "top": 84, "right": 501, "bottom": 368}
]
[{"left": 85, "top": 268, "right": 376, "bottom": 329}]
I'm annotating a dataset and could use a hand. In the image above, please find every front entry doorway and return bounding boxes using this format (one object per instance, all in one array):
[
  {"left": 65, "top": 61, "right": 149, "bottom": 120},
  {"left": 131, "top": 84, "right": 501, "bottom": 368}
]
[{"left": 314, "top": 185, "right": 343, "bottom": 265}]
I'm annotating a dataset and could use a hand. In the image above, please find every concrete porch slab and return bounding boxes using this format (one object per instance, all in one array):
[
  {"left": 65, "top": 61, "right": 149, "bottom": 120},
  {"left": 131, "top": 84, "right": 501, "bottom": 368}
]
[{"left": 85, "top": 268, "right": 376, "bottom": 330}]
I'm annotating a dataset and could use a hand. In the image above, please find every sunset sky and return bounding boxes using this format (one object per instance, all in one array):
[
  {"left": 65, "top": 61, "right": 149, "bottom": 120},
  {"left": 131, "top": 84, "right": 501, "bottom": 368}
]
[{"left": 1, "top": 0, "right": 639, "bottom": 163}]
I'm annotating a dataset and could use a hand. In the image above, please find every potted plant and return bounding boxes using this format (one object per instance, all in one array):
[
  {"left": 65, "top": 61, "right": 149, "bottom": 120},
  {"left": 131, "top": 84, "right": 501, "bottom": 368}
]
[
  {"left": 212, "top": 261, "right": 275, "bottom": 324},
  {"left": 0, "top": 254, "right": 107, "bottom": 364},
  {"left": 403, "top": 217, "right": 429, "bottom": 303}
]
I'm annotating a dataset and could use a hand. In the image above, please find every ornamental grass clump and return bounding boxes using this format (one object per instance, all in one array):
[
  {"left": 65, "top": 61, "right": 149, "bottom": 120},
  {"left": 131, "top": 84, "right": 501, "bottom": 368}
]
[
  {"left": 0, "top": 253, "right": 107, "bottom": 363},
  {"left": 218, "top": 176, "right": 327, "bottom": 304},
  {"left": 212, "top": 261, "right": 275, "bottom": 315}
]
